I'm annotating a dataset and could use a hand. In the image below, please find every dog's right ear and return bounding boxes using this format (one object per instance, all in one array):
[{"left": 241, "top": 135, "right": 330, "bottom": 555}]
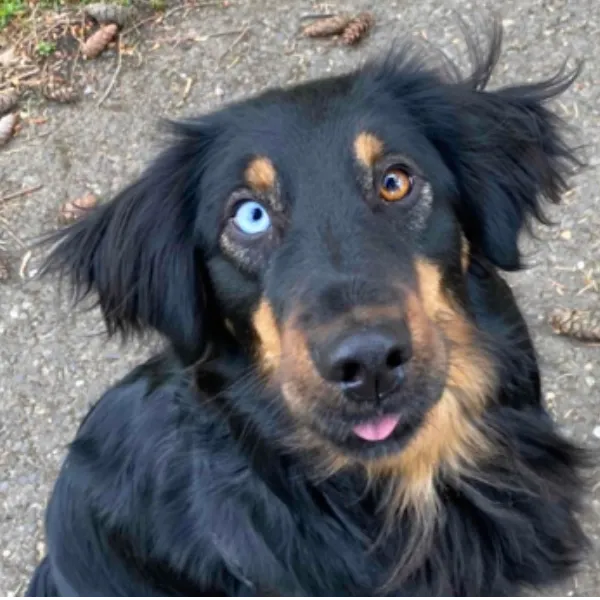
[{"left": 40, "top": 122, "right": 213, "bottom": 362}]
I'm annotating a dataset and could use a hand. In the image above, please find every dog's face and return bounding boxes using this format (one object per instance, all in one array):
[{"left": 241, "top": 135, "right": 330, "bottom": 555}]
[
  {"left": 44, "top": 29, "right": 578, "bottom": 472},
  {"left": 201, "top": 85, "right": 478, "bottom": 461}
]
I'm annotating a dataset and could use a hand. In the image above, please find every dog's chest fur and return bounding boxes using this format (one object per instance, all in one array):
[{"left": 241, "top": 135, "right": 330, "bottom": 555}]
[{"left": 60, "top": 358, "right": 581, "bottom": 597}]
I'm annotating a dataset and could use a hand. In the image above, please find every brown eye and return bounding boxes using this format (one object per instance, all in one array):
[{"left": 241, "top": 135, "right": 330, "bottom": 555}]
[{"left": 379, "top": 167, "right": 413, "bottom": 203}]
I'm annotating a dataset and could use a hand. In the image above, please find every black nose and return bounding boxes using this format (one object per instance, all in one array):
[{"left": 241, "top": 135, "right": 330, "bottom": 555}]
[{"left": 317, "top": 325, "right": 412, "bottom": 401}]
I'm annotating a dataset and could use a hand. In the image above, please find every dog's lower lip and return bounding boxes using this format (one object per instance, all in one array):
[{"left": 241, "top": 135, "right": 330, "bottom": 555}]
[{"left": 352, "top": 415, "right": 401, "bottom": 442}]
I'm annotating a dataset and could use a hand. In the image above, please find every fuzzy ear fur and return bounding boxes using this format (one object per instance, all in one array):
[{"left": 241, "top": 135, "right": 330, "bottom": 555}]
[
  {"left": 451, "top": 55, "right": 582, "bottom": 270},
  {"left": 39, "top": 123, "right": 212, "bottom": 362},
  {"left": 377, "top": 23, "right": 583, "bottom": 270}
]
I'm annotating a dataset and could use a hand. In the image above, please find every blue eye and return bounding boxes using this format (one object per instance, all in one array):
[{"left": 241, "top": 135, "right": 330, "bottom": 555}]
[{"left": 232, "top": 200, "right": 271, "bottom": 235}]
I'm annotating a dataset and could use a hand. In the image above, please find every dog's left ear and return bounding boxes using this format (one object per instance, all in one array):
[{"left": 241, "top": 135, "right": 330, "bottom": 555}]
[
  {"left": 449, "top": 65, "right": 582, "bottom": 270},
  {"left": 39, "top": 121, "right": 214, "bottom": 362}
]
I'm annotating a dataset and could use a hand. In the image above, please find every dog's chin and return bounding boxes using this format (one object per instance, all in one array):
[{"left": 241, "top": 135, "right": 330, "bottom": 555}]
[{"left": 303, "top": 385, "right": 444, "bottom": 462}]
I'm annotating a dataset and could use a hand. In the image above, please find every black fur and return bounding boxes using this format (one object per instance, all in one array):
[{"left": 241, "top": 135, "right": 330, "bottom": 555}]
[{"left": 27, "top": 24, "right": 589, "bottom": 596}]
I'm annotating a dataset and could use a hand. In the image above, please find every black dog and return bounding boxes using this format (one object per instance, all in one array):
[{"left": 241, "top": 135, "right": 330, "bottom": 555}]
[{"left": 27, "top": 25, "right": 589, "bottom": 596}]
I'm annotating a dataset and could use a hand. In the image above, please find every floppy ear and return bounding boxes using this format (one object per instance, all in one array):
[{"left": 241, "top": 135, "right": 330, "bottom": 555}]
[
  {"left": 388, "top": 24, "right": 583, "bottom": 270},
  {"left": 450, "top": 64, "right": 582, "bottom": 270},
  {"left": 40, "top": 122, "right": 212, "bottom": 362}
]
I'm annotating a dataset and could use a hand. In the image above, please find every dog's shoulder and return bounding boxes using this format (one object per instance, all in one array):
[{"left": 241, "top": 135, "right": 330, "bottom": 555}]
[{"left": 56, "top": 352, "right": 243, "bottom": 521}]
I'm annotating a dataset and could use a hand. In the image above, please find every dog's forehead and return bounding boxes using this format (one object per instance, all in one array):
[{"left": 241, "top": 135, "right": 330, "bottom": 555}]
[{"left": 216, "top": 74, "right": 405, "bottom": 161}]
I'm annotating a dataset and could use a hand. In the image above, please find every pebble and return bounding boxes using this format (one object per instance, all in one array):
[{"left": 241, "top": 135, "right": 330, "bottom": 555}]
[
  {"left": 592, "top": 426, "right": 600, "bottom": 439},
  {"left": 36, "top": 541, "right": 46, "bottom": 560},
  {"left": 585, "top": 376, "right": 596, "bottom": 388}
]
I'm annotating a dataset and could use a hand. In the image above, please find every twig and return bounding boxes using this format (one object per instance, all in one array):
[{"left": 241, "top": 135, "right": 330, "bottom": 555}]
[
  {"left": 299, "top": 12, "right": 335, "bottom": 19},
  {"left": 120, "top": 14, "right": 162, "bottom": 37},
  {"left": 97, "top": 42, "right": 122, "bottom": 107},
  {"left": 0, "top": 217, "right": 26, "bottom": 248},
  {"left": 207, "top": 28, "right": 246, "bottom": 38},
  {"left": 119, "top": 1, "right": 195, "bottom": 37},
  {"left": 194, "top": 1, "right": 226, "bottom": 7},
  {"left": 0, "top": 184, "right": 43, "bottom": 205},
  {"left": 218, "top": 25, "right": 250, "bottom": 64},
  {"left": 19, "top": 249, "right": 32, "bottom": 279}
]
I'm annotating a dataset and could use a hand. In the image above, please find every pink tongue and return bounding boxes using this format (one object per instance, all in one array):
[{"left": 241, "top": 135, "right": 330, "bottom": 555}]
[{"left": 352, "top": 415, "right": 400, "bottom": 442}]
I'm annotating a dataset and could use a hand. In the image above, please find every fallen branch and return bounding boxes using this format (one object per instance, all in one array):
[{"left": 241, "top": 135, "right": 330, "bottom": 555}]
[
  {"left": 0, "top": 184, "right": 43, "bottom": 205},
  {"left": 97, "top": 41, "right": 122, "bottom": 106}
]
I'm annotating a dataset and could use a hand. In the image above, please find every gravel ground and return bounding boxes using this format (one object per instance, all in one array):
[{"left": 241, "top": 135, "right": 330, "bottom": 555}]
[{"left": 1, "top": 0, "right": 599, "bottom": 595}]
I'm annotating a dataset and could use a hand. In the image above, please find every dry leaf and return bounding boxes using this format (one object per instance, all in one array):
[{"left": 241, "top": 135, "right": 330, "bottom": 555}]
[
  {"left": 0, "top": 112, "right": 18, "bottom": 147},
  {"left": 82, "top": 23, "right": 118, "bottom": 59},
  {"left": 0, "top": 47, "right": 19, "bottom": 68},
  {"left": 84, "top": 3, "right": 136, "bottom": 27},
  {"left": 58, "top": 193, "right": 98, "bottom": 224},
  {"left": 0, "top": 90, "right": 19, "bottom": 115},
  {"left": 549, "top": 308, "right": 600, "bottom": 342},
  {"left": 302, "top": 15, "right": 351, "bottom": 38},
  {"left": 42, "top": 79, "right": 80, "bottom": 104},
  {"left": 341, "top": 12, "right": 374, "bottom": 45}
]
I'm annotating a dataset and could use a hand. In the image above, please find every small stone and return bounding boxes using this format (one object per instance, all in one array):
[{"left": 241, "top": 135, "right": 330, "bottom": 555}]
[
  {"left": 546, "top": 391, "right": 556, "bottom": 401},
  {"left": 36, "top": 541, "right": 46, "bottom": 560},
  {"left": 577, "top": 260, "right": 585, "bottom": 270},
  {"left": 585, "top": 376, "right": 595, "bottom": 388},
  {"left": 0, "top": 256, "right": 9, "bottom": 282},
  {"left": 560, "top": 230, "right": 572, "bottom": 240},
  {"left": 584, "top": 363, "right": 593, "bottom": 371},
  {"left": 593, "top": 426, "right": 600, "bottom": 439}
]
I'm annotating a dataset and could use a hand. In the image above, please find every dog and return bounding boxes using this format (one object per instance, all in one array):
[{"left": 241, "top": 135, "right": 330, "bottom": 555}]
[{"left": 26, "top": 24, "right": 590, "bottom": 596}]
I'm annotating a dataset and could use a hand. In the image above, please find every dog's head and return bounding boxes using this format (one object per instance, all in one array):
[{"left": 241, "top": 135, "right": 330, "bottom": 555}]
[{"left": 42, "top": 26, "right": 579, "bottom": 480}]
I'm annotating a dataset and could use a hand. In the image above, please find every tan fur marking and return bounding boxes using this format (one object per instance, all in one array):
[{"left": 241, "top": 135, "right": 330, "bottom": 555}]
[
  {"left": 354, "top": 132, "right": 384, "bottom": 168},
  {"left": 351, "top": 304, "right": 403, "bottom": 324},
  {"left": 255, "top": 261, "right": 495, "bottom": 529},
  {"left": 252, "top": 299, "right": 282, "bottom": 371},
  {"left": 368, "top": 259, "right": 495, "bottom": 518},
  {"left": 461, "top": 234, "right": 470, "bottom": 273},
  {"left": 245, "top": 157, "right": 276, "bottom": 192},
  {"left": 279, "top": 324, "right": 329, "bottom": 412}
]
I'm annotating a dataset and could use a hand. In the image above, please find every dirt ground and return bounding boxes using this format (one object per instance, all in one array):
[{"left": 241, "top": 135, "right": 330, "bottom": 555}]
[{"left": 0, "top": 0, "right": 599, "bottom": 595}]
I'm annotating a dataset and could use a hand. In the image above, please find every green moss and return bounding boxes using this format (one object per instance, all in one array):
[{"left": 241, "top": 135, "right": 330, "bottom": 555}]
[
  {"left": 1, "top": 0, "right": 133, "bottom": 28},
  {"left": 36, "top": 40, "right": 56, "bottom": 55},
  {"left": 0, "top": 0, "right": 26, "bottom": 28}
]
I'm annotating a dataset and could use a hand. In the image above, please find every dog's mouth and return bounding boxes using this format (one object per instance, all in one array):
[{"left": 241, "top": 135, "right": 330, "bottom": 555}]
[
  {"left": 352, "top": 414, "right": 401, "bottom": 442},
  {"left": 298, "top": 382, "right": 443, "bottom": 460}
]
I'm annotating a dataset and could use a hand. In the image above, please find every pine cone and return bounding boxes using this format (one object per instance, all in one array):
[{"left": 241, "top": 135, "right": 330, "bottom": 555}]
[
  {"left": 82, "top": 23, "right": 118, "bottom": 59},
  {"left": 302, "top": 15, "right": 351, "bottom": 38},
  {"left": 549, "top": 308, "right": 600, "bottom": 342},
  {"left": 58, "top": 193, "right": 98, "bottom": 224},
  {"left": 0, "top": 90, "right": 19, "bottom": 115},
  {"left": 0, "top": 112, "right": 18, "bottom": 147},
  {"left": 341, "top": 12, "right": 374, "bottom": 46},
  {"left": 41, "top": 79, "right": 80, "bottom": 104},
  {"left": 84, "top": 2, "right": 136, "bottom": 26}
]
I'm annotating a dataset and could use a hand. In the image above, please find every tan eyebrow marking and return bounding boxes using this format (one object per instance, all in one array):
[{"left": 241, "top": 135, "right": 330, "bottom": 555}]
[
  {"left": 354, "top": 132, "right": 384, "bottom": 168},
  {"left": 245, "top": 157, "right": 276, "bottom": 192}
]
